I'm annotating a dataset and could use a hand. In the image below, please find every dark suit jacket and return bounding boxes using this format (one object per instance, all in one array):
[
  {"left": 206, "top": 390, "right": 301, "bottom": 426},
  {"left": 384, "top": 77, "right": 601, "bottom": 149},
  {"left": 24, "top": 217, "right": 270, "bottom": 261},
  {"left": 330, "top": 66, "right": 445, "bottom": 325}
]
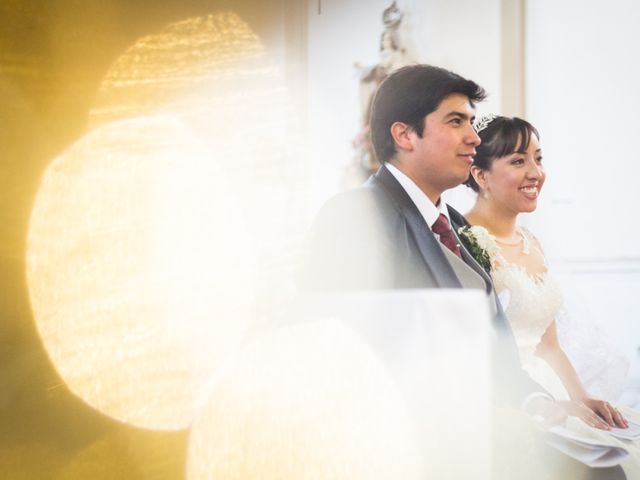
[{"left": 299, "top": 164, "right": 539, "bottom": 405}]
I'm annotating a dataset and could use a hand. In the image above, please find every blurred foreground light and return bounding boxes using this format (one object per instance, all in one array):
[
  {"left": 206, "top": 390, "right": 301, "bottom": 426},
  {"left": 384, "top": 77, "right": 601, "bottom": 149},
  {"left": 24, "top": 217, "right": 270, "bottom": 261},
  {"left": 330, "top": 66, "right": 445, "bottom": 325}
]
[
  {"left": 26, "top": 115, "right": 255, "bottom": 430},
  {"left": 55, "top": 429, "right": 186, "bottom": 480},
  {"left": 186, "top": 320, "right": 424, "bottom": 479},
  {"left": 89, "top": 12, "right": 266, "bottom": 128},
  {"left": 26, "top": 10, "right": 306, "bottom": 430},
  {"left": 90, "top": 11, "right": 306, "bottom": 321}
]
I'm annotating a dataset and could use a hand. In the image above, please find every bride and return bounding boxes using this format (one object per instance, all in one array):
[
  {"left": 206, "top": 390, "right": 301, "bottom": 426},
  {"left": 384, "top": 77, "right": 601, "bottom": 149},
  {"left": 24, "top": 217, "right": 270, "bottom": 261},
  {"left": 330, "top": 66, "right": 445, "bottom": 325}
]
[{"left": 462, "top": 114, "right": 629, "bottom": 430}]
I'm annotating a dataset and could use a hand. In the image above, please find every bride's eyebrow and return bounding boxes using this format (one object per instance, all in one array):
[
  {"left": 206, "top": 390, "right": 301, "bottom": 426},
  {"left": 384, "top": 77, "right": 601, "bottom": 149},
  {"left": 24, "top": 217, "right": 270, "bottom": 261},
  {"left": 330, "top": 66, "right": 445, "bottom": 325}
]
[{"left": 511, "top": 148, "right": 542, "bottom": 155}]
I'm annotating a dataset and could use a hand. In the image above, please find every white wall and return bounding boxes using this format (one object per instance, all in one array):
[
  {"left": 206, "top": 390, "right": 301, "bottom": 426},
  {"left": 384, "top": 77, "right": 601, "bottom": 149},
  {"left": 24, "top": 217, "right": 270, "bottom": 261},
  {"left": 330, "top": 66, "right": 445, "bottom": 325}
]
[
  {"left": 525, "top": 0, "right": 640, "bottom": 395},
  {"left": 306, "top": 0, "right": 389, "bottom": 213},
  {"left": 525, "top": 0, "right": 640, "bottom": 262}
]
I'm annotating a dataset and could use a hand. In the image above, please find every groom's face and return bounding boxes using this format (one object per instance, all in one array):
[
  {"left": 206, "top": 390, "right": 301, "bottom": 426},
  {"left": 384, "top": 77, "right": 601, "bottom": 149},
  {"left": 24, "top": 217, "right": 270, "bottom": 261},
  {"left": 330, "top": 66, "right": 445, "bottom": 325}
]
[{"left": 411, "top": 93, "right": 481, "bottom": 197}]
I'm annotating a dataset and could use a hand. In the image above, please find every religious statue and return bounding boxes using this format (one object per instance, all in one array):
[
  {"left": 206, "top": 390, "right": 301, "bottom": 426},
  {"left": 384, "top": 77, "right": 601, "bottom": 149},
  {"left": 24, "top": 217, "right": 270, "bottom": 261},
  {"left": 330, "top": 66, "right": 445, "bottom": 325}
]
[{"left": 346, "top": 1, "right": 411, "bottom": 186}]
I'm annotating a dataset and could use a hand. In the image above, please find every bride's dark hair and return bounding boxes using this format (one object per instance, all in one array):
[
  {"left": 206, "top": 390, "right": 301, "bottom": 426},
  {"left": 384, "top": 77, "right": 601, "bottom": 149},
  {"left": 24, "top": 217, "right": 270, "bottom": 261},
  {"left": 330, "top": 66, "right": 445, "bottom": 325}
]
[{"left": 464, "top": 116, "right": 539, "bottom": 192}]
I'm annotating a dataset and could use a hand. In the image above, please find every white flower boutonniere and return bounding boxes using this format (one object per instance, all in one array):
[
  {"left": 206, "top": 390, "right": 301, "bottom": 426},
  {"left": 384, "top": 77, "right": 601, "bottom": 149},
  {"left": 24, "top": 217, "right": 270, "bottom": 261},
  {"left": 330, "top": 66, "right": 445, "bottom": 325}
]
[{"left": 457, "top": 225, "right": 495, "bottom": 274}]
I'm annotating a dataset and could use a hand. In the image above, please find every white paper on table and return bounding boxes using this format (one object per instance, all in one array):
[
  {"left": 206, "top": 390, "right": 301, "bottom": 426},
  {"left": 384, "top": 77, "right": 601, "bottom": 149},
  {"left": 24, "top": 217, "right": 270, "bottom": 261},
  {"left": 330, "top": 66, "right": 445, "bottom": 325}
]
[
  {"left": 546, "top": 425, "right": 629, "bottom": 468},
  {"left": 609, "top": 420, "right": 640, "bottom": 441}
]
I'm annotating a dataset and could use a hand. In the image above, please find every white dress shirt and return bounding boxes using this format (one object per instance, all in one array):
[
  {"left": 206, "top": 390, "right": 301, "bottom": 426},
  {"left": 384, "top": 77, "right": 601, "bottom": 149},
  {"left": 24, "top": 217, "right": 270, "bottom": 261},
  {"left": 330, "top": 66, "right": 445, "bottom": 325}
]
[{"left": 385, "top": 163, "right": 451, "bottom": 237}]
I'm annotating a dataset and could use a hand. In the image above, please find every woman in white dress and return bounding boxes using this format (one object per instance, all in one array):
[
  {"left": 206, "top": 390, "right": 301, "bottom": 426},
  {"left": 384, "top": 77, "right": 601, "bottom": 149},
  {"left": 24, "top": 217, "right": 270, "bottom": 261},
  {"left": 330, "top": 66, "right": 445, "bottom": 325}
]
[{"left": 462, "top": 114, "right": 628, "bottom": 430}]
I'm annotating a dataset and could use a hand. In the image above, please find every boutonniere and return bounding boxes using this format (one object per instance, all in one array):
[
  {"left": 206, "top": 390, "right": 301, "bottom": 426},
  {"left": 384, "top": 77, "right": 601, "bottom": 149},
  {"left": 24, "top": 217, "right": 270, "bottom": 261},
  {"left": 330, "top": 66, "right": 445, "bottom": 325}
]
[{"left": 457, "top": 226, "right": 492, "bottom": 274}]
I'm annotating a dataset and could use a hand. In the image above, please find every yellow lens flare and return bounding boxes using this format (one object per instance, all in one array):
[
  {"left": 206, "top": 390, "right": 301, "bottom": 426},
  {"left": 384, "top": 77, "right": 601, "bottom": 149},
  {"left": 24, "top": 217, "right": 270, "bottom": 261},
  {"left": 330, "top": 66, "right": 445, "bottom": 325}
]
[
  {"left": 55, "top": 428, "right": 186, "bottom": 480},
  {"left": 89, "top": 11, "right": 305, "bottom": 326},
  {"left": 186, "top": 320, "right": 424, "bottom": 480},
  {"left": 89, "top": 12, "right": 267, "bottom": 129},
  {"left": 26, "top": 10, "right": 305, "bottom": 431},
  {"left": 26, "top": 115, "right": 255, "bottom": 430}
]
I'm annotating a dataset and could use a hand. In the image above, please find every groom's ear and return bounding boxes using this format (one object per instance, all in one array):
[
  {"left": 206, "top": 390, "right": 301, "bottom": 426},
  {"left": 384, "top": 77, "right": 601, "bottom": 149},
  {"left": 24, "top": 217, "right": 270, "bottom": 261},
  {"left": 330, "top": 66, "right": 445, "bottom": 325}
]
[{"left": 390, "top": 122, "right": 414, "bottom": 153}]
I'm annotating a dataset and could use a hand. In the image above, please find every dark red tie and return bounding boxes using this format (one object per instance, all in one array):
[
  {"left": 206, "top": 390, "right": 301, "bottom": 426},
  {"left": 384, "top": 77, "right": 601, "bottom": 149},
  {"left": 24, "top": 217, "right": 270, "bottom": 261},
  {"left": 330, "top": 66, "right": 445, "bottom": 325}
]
[{"left": 432, "top": 214, "right": 462, "bottom": 258}]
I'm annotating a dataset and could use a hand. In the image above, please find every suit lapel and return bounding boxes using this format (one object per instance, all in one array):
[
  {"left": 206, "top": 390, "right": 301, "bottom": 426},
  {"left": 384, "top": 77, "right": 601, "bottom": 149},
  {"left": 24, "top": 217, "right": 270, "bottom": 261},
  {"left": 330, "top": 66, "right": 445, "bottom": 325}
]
[
  {"left": 372, "top": 166, "right": 462, "bottom": 289},
  {"left": 453, "top": 229, "right": 493, "bottom": 295},
  {"left": 447, "top": 204, "right": 494, "bottom": 294}
]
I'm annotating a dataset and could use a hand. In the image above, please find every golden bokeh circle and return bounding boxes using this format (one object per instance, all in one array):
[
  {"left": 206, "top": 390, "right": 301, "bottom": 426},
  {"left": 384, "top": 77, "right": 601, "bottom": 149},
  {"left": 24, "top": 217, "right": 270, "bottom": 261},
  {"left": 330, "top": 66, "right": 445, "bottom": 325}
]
[{"left": 26, "top": 115, "right": 255, "bottom": 429}]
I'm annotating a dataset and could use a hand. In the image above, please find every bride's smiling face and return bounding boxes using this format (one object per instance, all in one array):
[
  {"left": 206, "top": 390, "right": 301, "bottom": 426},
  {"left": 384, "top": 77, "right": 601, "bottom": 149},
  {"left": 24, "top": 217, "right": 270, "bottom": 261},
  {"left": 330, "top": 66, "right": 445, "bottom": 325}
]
[{"left": 480, "top": 133, "right": 545, "bottom": 214}]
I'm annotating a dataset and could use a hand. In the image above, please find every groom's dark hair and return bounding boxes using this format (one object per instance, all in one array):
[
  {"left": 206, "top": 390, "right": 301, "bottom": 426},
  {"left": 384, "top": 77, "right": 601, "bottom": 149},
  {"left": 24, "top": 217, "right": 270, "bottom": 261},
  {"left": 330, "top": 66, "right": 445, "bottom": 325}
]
[{"left": 370, "top": 64, "right": 486, "bottom": 163}]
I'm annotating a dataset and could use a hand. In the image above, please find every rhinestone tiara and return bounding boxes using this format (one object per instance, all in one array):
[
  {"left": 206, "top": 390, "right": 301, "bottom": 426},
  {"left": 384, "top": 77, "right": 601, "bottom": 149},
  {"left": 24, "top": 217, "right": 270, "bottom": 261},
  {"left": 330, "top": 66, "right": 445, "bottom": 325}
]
[{"left": 473, "top": 114, "right": 499, "bottom": 134}]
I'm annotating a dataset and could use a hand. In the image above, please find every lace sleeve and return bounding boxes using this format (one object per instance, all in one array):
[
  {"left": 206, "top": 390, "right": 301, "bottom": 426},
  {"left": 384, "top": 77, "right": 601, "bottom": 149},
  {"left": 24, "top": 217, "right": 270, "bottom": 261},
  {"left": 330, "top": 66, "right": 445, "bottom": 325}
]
[{"left": 556, "top": 305, "right": 630, "bottom": 400}]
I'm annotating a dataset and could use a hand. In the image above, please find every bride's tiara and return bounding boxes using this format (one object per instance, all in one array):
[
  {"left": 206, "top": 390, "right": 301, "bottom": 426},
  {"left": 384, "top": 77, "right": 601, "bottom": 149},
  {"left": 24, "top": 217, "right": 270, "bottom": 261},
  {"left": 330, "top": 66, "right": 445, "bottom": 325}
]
[{"left": 473, "top": 114, "right": 499, "bottom": 133}]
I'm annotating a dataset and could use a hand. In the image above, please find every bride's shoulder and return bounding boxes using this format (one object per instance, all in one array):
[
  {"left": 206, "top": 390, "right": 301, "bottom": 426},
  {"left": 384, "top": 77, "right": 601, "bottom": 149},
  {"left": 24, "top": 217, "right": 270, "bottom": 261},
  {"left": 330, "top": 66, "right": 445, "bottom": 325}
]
[{"left": 518, "top": 226, "right": 545, "bottom": 254}]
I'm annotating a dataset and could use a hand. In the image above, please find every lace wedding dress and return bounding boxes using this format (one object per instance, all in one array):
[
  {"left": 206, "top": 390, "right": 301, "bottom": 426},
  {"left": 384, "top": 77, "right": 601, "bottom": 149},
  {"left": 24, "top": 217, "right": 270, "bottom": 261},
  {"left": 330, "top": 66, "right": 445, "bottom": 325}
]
[
  {"left": 467, "top": 225, "right": 629, "bottom": 402},
  {"left": 466, "top": 225, "right": 640, "bottom": 473}
]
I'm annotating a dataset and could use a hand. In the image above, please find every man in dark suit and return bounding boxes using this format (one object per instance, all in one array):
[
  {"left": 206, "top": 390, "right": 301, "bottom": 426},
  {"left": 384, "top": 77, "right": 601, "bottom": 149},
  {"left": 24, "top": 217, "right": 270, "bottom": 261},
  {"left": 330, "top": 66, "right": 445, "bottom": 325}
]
[{"left": 300, "top": 64, "right": 625, "bottom": 479}]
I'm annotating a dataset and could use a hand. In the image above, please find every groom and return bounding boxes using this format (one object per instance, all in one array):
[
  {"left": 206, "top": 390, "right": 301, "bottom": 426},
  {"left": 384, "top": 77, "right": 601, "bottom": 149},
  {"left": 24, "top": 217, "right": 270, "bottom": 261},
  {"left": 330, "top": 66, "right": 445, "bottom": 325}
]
[{"left": 299, "top": 64, "right": 625, "bottom": 479}]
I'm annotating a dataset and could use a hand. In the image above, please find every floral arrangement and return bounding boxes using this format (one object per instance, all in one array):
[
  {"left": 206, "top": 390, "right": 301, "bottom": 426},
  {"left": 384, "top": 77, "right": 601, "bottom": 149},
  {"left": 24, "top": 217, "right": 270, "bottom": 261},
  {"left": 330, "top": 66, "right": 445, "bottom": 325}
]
[{"left": 457, "top": 225, "right": 494, "bottom": 274}]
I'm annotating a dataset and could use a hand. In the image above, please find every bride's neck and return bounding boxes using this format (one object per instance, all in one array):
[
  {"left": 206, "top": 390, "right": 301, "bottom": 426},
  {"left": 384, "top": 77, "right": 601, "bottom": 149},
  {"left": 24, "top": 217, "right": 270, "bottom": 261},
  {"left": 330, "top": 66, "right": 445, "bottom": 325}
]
[{"left": 465, "top": 196, "right": 518, "bottom": 240}]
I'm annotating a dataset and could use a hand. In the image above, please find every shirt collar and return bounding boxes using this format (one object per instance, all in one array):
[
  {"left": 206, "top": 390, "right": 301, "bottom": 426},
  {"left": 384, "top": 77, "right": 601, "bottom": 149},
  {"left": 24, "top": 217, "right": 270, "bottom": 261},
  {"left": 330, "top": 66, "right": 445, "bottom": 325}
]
[{"left": 385, "top": 163, "right": 450, "bottom": 228}]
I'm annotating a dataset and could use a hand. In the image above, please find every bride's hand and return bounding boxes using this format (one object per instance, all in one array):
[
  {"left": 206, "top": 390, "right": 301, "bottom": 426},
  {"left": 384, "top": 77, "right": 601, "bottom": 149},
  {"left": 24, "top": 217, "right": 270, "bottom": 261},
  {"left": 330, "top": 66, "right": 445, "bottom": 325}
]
[
  {"left": 557, "top": 399, "right": 626, "bottom": 430},
  {"left": 579, "top": 397, "right": 628, "bottom": 429}
]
